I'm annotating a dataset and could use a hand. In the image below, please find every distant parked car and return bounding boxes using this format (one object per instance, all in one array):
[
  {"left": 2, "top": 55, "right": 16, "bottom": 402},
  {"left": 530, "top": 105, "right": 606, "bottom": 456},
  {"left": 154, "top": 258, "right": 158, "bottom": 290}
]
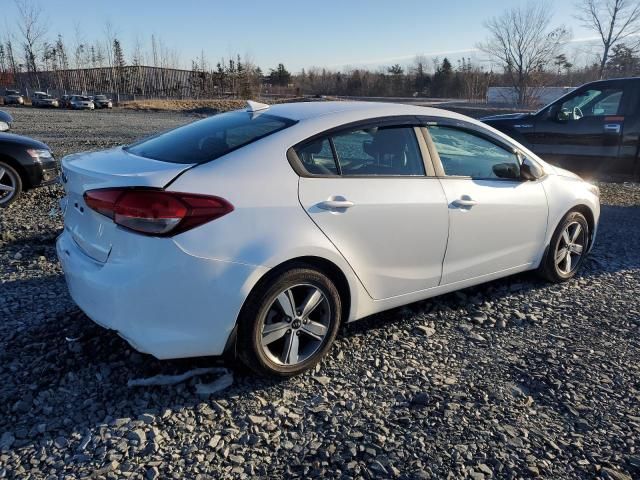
[
  {"left": 31, "top": 92, "right": 59, "bottom": 108},
  {"left": 56, "top": 101, "right": 600, "bottom": 376},
  {"left": 60, "top": 95, "right": 73, "bottom": 109},
  {"left": 0, "top": 110, "right": 12, "bottom": 131},
  {"left": 3, "top": 89, "right": 24, "bottom": 105},
  {"left": 69, "top": 95, "right": 94, "bottom": 110},
  {"left": 93, "top": 94, "right": 113, "bottom": 109},
  {"left": 0, "top": 131, "right": 57, "bottom": 206}
]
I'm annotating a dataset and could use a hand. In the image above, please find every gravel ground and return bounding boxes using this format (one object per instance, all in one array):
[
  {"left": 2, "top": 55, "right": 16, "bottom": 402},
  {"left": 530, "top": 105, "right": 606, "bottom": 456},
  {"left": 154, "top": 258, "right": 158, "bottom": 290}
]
[{"left": 0, "top": 107, "right": 639, "bottom": 480}]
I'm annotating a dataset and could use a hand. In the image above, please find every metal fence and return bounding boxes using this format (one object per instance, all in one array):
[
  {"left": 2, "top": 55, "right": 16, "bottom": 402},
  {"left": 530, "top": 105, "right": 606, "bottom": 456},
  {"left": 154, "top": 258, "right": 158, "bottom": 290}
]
[{"left": 1, "top": 66, "right": 240, "bottom": 101}]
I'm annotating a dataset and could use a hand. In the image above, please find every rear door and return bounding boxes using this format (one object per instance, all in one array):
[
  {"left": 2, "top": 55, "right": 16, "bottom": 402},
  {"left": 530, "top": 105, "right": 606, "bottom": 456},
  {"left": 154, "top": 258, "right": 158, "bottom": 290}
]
[
  {"left": 424, "top": 123, "right": 548, "bottom": 285},
  {"left": 532, "top": 82, "right": 628, "bottom": 176},
  {"left": 295, "top": 121, "right": 449, "bottom": 300}
]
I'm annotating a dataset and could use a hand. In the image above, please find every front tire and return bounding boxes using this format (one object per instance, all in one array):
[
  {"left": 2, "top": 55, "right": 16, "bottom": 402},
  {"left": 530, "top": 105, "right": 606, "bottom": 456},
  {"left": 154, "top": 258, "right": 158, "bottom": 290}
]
[
  {"left": 0, "top": 161, "right": 23, "bottom": 207},
  {"left": 538, "top": 211, "right": 589, "bottom": 282},
  {"left": 238, "top": 266, "right": 342, "bottom": 377}
]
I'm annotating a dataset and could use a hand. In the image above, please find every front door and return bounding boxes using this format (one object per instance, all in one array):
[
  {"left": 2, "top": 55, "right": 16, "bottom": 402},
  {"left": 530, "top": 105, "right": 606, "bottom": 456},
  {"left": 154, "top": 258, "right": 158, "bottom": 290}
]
[
  {"left": 532, "top": 83, "right": 627, "bottom": 176},
  {"left": 425, "top": 124, "right": 548, "bottom": 285},
  {"left": 296, "top": 124, "right": 449, "bottom": 300}
]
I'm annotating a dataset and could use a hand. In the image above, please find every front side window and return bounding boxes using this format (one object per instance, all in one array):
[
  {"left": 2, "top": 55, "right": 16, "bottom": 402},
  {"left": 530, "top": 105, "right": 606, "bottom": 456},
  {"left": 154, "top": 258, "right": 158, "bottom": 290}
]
[
  {"left": 557, "top": 87, "right": 623, "bottom": 120},
  {"left": 127, "top": 111, "right": 296, "bottom": 164},
  {"left": 428, "top": 126, "right": 520, "bottom": 180}
]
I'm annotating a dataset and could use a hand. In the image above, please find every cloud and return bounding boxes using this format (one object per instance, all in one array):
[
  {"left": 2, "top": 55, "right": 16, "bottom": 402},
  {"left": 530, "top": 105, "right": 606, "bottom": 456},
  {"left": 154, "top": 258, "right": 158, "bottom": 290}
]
[
  {"left": 328, "top": 48, "right": 480, "bottom": 68},
  {"left": 332, "top": 32, "right": 640, "bottom": 69}
]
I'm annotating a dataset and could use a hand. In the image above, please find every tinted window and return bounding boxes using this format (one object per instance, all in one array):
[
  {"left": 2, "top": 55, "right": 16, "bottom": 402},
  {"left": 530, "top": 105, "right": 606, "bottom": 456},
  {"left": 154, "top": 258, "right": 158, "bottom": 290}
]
[
  {"left": 295, "top": 138, "right": 339, "bottom": 175},
  {"left": 559, "top": 87, "right": 623, "bottom": 119},
  {"left": 126, "top": 111, "right": 296, "bottom": 164},
  {"left": 332, "top": 127, "right": 424, "bottom": 176},
  {"left": 428, "top": 126, "right": 520, "bottom": 180}
]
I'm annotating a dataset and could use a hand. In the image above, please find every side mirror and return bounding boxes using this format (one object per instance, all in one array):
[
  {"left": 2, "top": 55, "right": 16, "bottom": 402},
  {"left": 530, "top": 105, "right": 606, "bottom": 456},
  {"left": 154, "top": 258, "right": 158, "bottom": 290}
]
[
  {"left": 492, "top": 162, "right": 520, "bottom": 180},
  {"left": 557, "top": 109, "right": 571, "bottom": 121},
  {"left": 519, "top": 155, "right": 544, "bottom": 181}
]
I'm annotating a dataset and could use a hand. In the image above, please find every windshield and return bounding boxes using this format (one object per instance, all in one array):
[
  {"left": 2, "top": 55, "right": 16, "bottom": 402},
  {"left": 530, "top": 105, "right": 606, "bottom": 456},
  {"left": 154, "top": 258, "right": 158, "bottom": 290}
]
[
  {"left": 125, "top": 110, "right": 296, "bottom": 164},
  {"left": 95, "top": 95, "right": 107, "bottom": 100},
  {"left": 77, "top": 96, "right": 90, "bottom": 101}
]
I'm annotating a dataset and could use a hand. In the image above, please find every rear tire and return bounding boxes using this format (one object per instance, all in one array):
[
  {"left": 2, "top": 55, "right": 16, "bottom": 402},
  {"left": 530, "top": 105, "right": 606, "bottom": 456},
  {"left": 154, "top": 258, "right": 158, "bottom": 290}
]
[
  {"left": 538, "top": 211, "right": 589, "bottom": 283},
  {"left": 0, "top": 161, "right": 23, "bottom": 207},
  {"left": 238, "top": 266, "right": 342, "bottom": 377}
]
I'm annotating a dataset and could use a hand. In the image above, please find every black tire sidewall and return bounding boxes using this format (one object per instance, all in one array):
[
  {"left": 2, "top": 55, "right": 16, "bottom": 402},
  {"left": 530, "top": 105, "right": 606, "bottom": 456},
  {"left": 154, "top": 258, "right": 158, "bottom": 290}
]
[
  {"left": 238, "top": 267, "right": 342, "bottom": 377},
  {"left": 0, "top": 161, "right": 22, "bottom": 207}
]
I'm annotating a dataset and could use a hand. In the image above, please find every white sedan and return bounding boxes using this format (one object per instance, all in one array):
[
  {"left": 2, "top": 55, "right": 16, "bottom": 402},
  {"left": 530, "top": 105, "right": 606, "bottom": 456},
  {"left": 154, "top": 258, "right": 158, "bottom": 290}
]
[{"left": 56, "top": 101, "right": 600, "bottom": 376}]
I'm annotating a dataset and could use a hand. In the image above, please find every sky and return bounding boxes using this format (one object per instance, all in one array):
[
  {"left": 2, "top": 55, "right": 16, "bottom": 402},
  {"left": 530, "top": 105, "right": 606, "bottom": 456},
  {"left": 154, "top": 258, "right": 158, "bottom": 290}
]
[{"left": 2, "top": 0, "right": 606, "bottom": 72}]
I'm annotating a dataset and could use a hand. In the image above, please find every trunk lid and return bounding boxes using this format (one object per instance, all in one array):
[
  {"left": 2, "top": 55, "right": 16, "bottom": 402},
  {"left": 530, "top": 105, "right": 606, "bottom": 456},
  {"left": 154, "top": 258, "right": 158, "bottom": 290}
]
[{"left": 61, "top": 147, "right": 193, "bottom": 262}]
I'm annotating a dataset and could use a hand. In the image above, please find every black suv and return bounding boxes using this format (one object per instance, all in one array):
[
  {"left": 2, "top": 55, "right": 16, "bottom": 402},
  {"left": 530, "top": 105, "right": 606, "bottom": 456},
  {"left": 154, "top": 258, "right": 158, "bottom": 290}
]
[{"left": 482, "top": 77, "right": 640, "bottom": 179}]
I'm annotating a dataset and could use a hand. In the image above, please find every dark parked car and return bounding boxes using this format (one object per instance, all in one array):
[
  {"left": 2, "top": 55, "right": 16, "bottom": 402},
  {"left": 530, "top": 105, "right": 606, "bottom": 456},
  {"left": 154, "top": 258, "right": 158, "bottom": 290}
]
[
  {"left": 60, "top": 95, "right": 73, "bottom": 109},
  {"left": 0, "top": 110, "right": 12, "bottom": 132},
  {"left": 0, "top": 132, "right": 58, "bottom": 206},
  {"left": 482, "top": 77, "right": 640, "bottom": 179},
  {"left": 3, "top": 89, "right": 24, "bottom": 105},
  {"left": 92, "top": 94, "right": 113, "bottom": 109}
]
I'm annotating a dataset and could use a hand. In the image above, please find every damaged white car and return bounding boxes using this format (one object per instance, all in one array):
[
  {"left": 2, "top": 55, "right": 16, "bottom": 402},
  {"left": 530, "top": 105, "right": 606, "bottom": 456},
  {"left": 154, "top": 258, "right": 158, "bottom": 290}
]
[{"left": 57, "top": 101, "right": 600, "bottom": 376}]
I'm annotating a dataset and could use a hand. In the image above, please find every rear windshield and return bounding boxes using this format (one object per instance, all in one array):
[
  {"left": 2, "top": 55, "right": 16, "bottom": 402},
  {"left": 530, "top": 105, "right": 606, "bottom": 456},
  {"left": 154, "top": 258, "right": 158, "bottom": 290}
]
[{"left": 125, "top": 110, "right": 296, "bottom": 164}]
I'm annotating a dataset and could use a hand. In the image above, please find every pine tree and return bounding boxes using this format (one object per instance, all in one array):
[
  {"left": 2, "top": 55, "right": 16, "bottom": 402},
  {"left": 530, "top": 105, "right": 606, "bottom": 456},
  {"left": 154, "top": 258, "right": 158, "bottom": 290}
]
[{"left": 113, "top": 39, "right": 126, "bottom": 68}]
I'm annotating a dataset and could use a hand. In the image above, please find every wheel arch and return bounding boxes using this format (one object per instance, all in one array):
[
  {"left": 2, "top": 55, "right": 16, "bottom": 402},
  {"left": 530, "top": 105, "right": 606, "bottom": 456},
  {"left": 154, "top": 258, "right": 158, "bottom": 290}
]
[
  {"left": 242, "top": 256, "right": 353, "bottom": 328},
  {"left": 568, "top": 203, "right": 596, "bottom": 249},
  {"left": 225, "top": 255, "right": 357, "bottom": 360}
]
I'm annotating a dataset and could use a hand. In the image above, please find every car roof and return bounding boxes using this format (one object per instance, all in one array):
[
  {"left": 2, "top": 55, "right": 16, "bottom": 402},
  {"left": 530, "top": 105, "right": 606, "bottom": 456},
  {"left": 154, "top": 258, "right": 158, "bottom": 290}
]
[{"left": 265, "top": 101, "right": 468, "bottom": 123}]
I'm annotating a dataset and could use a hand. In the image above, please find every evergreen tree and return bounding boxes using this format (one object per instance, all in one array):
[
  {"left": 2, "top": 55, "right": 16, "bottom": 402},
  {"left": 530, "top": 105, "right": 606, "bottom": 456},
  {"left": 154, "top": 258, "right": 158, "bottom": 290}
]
[
  {"left": 113, "top": 39, "right": 126, "bottom": 68},
  {"left": 269, "top": 63, "right": 291, "bottom": 87}
]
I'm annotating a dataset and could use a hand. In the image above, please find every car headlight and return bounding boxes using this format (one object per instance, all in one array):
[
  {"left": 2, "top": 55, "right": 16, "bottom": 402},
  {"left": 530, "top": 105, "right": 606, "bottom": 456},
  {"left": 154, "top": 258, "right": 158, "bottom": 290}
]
[
  {"left": 0, "top": 121, "right": 9, "bottom": 131},
  {"left": 27, "top": 149, "right": 53, "bottom": 161}
]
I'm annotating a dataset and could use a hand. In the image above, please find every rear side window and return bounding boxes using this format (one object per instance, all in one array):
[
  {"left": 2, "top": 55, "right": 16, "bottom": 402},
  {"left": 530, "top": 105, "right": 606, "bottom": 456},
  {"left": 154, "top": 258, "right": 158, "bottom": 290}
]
[
  {"left": 126, "top": 111, "right": 296, "bottom": 164},
  {"left": 293, "top": 126, "right": 425, "bottom": 176},
  {"left": 295, "top": 138, "right": 339, "bottom": 175},
  {"left": 333, "top": 127, "right": 424, "bottom": 176}
]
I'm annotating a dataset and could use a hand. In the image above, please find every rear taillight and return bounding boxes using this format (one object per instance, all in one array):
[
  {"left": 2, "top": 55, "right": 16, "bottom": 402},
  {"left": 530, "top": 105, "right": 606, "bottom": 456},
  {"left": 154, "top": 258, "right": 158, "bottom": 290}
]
[{"left": 84, "top": 188, "right": 234, "bottom": 236}]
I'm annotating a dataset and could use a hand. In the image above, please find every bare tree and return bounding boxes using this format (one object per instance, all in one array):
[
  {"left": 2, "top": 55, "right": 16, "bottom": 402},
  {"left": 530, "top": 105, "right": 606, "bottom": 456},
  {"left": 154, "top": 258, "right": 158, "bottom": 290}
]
[
  {"left": 478, "top": 1, "right": 570, "bottom": 106},
  {"left": 576, "top": 0, "right": 640, "bottom": 78},
  {"left": 14, "top": 0, "right": 47, "bottom": 74}
]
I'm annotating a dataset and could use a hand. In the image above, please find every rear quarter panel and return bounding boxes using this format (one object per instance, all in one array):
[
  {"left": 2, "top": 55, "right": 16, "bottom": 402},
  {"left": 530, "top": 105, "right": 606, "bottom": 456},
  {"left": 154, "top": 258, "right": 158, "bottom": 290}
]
[{"left": 167, "top": 128, "right": 372, "bottom": 322}]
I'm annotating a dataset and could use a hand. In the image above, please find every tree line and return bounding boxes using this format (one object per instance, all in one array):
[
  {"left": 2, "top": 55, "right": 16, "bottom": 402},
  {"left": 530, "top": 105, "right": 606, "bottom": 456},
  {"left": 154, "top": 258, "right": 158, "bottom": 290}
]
[{"left": 2, "top": 0, "right": 640, "bottom": 105}]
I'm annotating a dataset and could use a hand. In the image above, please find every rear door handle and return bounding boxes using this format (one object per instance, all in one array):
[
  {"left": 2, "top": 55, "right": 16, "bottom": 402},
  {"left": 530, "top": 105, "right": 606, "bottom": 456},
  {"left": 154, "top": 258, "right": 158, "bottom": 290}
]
[
  {"left": 317, "top": 199, "right": 355, "bottom": 210},
  {"left": 452, "top": 197, "right": 478, "bottom": 208}
]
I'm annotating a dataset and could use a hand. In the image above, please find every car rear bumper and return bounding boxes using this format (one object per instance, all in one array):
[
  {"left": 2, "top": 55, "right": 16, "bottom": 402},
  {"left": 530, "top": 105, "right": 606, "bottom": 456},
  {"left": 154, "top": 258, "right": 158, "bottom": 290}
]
[{"left": 56, "top": 229, "right": 267, "bottom": 359}]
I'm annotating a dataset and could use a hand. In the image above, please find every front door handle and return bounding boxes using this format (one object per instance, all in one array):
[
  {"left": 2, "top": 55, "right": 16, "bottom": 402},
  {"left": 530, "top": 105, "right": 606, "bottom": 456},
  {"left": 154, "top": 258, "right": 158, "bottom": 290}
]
[
  {"left": 604, "top": 123, "right": 621, "bottom": 134},
  {"left": 317, "top": 198, "right": 355, "bottom": 211},
  {"left": 452, "top": 197, "right": 478, "bottom": 208}
]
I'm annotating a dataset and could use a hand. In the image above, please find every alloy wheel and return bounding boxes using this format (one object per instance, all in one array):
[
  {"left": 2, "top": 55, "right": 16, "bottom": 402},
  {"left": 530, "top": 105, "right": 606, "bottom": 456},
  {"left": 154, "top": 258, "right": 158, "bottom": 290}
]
[
  {"left": 0, "top": 165, "right": 18, "bottom": 205},
  {"left": 555, "top": 221, "right": 586, "bottom": 275},
  {"left": 260, "top": 283, "right": 331, "bottom": 366}
]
